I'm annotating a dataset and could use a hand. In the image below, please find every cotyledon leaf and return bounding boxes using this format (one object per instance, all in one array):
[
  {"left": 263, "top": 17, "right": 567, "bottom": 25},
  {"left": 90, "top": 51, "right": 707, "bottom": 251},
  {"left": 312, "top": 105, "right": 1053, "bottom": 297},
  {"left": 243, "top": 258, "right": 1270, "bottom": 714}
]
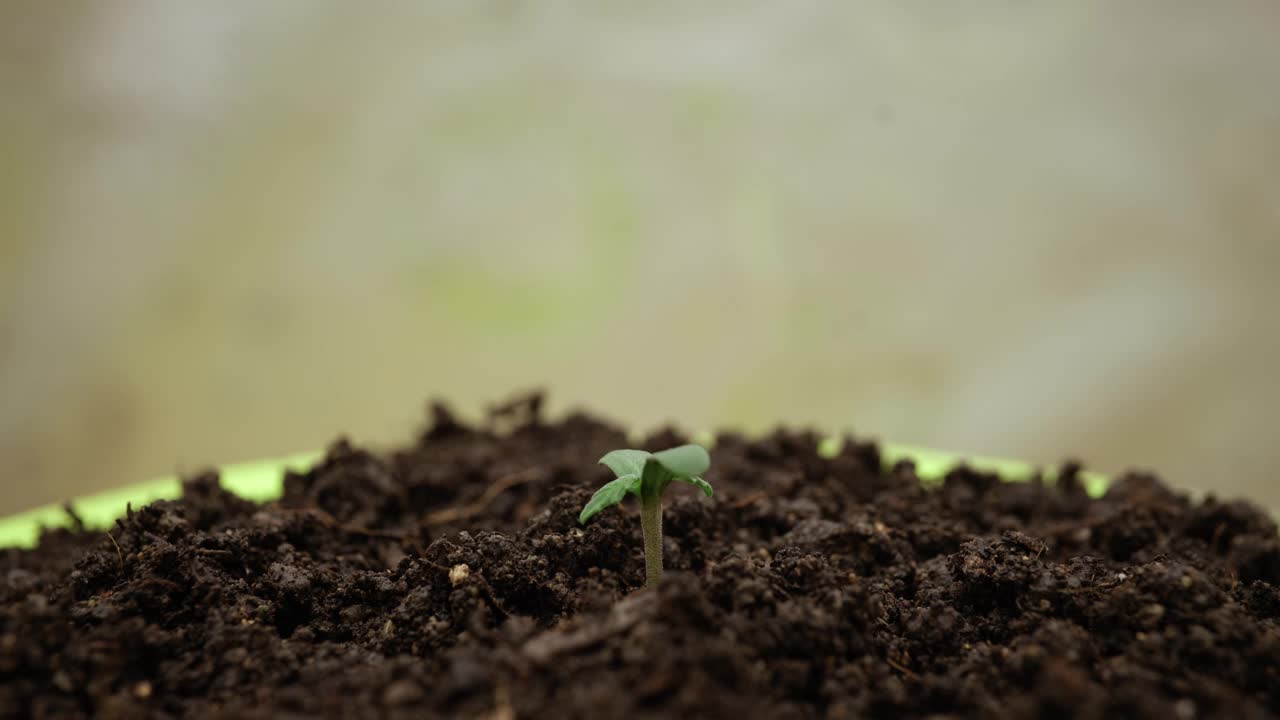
[
  {"left": 598, "top": 449, "right": 651, "bottom": 480},
  {"left": 578, "top": 474, "right": 641, "bottom": 523},
  {"left": 650, "top": 444, "right": 710, "bottom": 478},
  {"left": 674, "top": 475, "right": 714, "bottom": 497}
]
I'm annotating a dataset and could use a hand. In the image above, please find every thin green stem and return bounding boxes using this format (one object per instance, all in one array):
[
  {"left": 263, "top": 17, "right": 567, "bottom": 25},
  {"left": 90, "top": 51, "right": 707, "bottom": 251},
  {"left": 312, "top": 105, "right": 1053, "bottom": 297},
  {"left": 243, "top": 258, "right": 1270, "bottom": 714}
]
[{"left": 639, "top": 492, "right": 663, "bottom": 587}]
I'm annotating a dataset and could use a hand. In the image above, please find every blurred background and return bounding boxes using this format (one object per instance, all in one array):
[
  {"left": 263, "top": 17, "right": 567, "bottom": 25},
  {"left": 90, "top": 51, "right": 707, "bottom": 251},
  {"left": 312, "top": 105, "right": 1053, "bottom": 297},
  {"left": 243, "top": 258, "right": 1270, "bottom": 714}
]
[{"left": 2, "top": 1, "right": 1278, "bottom": 517}]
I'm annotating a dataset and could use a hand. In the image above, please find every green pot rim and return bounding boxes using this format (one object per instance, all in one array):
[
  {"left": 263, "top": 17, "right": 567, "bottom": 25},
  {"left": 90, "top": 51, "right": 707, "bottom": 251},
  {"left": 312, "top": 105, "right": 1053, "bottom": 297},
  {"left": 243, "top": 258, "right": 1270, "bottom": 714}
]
[{"left": 0, "top": 442, "right": 1108, "bottom": 550}]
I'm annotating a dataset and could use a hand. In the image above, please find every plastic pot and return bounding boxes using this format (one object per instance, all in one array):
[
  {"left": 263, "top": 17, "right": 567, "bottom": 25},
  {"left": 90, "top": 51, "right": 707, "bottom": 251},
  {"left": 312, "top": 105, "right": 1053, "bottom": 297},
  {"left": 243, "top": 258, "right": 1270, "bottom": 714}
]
[{"left": 0, "top": 443, "right": 1108, "bottom": 549}]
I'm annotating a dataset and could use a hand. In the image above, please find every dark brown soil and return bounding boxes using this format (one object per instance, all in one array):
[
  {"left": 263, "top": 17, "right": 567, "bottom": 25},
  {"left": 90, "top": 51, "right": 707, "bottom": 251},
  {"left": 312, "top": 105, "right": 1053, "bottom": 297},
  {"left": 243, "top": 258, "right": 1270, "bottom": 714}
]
[{"left": 3, "top": 394, "right": 1279, "bottom": 719}]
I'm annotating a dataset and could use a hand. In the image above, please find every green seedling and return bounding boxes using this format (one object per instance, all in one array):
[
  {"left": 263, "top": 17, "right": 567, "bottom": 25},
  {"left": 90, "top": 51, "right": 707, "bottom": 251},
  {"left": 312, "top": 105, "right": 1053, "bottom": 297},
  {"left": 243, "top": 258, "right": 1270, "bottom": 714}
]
[{"left": 578, "top": 444, "right": 713, "bottom": 587}]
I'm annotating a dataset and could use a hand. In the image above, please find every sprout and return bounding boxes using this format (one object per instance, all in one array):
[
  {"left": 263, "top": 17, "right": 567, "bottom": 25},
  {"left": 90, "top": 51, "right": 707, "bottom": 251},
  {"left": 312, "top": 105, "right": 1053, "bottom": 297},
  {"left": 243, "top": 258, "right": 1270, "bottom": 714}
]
[{"left": 578, "top": 444, "right": 713, "bottom": 587}]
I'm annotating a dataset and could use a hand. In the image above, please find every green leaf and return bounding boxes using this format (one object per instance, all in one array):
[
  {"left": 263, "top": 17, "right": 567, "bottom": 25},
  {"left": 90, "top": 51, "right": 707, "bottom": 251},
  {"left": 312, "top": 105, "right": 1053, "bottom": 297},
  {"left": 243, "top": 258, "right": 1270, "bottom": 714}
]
[
  {"left": 598, "top": 449, "right": 651, "bottom": 479},
  {"left": 578, "top": 474, "right": 640, "bottom": 523},
  {"left": 651, "top": 444, "right": 710, "bottom": 478},
  {"left": 675, "top": 475, "right": 714, "bottom": 497}
]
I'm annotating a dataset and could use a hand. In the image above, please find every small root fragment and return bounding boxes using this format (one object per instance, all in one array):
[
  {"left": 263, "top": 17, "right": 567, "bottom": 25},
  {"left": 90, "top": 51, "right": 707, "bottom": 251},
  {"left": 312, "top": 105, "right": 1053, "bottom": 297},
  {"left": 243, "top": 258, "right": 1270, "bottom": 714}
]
[
  {"left": 424, "top": 468, "right": 542, "bottom": 526},
  {"left": 106, "top": 533, "right": 125, "bottom": 575},
  {"left": 885, "top": 656, "right": 919, "bottom": 681}
]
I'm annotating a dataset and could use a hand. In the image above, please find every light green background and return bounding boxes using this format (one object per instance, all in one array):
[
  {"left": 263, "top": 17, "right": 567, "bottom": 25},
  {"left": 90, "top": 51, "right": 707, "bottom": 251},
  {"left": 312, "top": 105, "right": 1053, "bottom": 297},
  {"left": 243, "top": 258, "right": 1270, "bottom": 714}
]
[{"left": 2, "top": 3, "right": 1278, "bottom": 517}]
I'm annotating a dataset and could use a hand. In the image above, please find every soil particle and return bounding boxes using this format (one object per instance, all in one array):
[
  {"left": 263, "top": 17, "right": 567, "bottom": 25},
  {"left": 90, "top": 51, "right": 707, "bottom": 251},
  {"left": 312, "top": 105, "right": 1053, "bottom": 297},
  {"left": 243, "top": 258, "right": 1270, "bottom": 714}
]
[{"left": 2, "top": 394, "right": 1278, "bottom": 718}]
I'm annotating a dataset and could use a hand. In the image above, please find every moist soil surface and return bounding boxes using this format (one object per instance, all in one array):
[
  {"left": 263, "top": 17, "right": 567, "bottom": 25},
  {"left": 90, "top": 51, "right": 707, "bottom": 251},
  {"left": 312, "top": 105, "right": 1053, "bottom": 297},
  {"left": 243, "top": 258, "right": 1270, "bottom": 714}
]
[{"left": 3, "top": 395, "right": 1279, "bottom": 719}]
